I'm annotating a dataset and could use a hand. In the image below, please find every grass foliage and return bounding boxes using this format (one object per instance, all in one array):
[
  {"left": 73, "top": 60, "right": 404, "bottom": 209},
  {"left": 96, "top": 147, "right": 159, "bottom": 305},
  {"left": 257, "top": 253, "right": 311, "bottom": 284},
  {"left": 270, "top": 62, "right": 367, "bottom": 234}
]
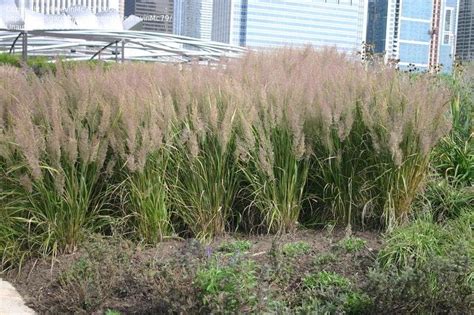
[{"left": 0, "top": 48, "right": 464, "bottom": 271}]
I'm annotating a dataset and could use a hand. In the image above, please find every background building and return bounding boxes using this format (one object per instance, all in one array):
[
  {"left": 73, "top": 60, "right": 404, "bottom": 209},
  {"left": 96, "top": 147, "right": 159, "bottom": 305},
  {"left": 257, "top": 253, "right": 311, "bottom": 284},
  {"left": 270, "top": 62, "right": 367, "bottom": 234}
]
[
  {"left": 366, "top": 0, "right": 388, "bottom": 53},
  {"left": 135, "top": 0, "right": 173, "bottom": 32},
  {"left": 212, "top": 0, "right": 367, "bottom": 53},
  {"left": 367, "top": 0, "right": 459, "bottom": 72},
  {"left": 174, "top": 0, "right": 213, "bottom": 40},
  {"left": 125, "top": 0, "right": 136, "bottom": 16},
  {"left": 18, "top": 0, "right": 120, "bottom": 14},
  {"left": 118, "top": 0, "right": 125, "bottom": 17},
  {"left": 456, "top": 0, "right": 474, "bottom": 61}
]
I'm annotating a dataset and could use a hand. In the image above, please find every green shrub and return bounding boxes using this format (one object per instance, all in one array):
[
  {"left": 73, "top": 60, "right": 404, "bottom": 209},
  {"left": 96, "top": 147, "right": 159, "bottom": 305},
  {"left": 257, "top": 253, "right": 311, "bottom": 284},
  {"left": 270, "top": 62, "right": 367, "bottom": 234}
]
[
  {"left": 432, "top": 132, "right": 473, "bottom": 186},
  {"left": 370, "top": 209, "right": 473, "bottom": 313},
  {"left": 419, "top": 176, "right": 473, "bottom": 221},
  {"left": 444, "top": 209, "right": 474, "bottom": 254},
  {"left": 27, "top": 57, "right": 56, "bottom": 76},
  {"left": 432, "top": 63, "right": 473, "bottom": 187},
  {"left": 0, "top": 54, "right": 56, "bottom": 75},
  {"left": 0, "top": 53, "right": 21, "bottom": 67}
]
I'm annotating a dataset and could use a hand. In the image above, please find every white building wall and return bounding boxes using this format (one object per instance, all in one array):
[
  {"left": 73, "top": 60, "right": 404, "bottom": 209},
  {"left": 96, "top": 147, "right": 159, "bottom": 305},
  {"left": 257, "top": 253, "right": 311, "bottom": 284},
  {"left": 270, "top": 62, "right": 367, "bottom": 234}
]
[{"left": 19, "top": 0, "right": 119, "bottom": 14}]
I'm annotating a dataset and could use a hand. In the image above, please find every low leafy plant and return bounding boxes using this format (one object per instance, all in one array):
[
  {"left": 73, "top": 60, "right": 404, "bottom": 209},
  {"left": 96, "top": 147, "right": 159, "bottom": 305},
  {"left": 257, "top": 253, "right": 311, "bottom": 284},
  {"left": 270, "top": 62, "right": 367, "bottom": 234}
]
[
  {"left": 344, "top": 291, "right": 373, "bottom": 314},
  {"left": 377, "top": 217, "right": 446, "bottom": 269},
  {"left": 195, "top": 255, "right": 257, "bottom": 313},
  {"left": 300, "top": 271, "right": 372, "bottom": 314},
  {"left": 303, "top": 271, "right": 351, "bottom": 290},
  {"left": 218, "top": 240, "right": 252, "bottom": 253},
  {"left": 282, "top": 241, "right": 311, "bottom": 257},
  {"left": 337, "top": 237, "right": 367, "bottom": 253},
  {"left": 57, "top": 237, "right": 134, "bottom": 313},
  {"left": 367, "top": 246, "right": 472, "bottom": 314},
  {"left": 313, "top": 252, "right": 337, "bottom": 266}
]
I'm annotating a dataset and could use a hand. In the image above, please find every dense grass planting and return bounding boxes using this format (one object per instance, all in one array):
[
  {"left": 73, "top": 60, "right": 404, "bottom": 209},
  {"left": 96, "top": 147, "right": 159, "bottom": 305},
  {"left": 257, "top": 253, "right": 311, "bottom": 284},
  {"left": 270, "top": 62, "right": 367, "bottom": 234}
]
[
  {"left": 0, "top": 48, "right": 457, "bottom": 268},
  {"left": 0, "top": 49, "right": 472, "bottom": 313}
]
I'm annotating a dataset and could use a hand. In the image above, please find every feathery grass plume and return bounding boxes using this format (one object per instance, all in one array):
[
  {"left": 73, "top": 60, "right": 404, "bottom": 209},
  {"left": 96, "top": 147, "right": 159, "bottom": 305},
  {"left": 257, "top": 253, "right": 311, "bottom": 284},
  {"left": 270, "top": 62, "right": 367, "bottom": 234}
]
[
  {"left": 234, "top": 49, "right": 311, "bottom": 233},
  {"left": 240, "top": 123, "right": 310, "bottom": 234},
  {"left": 107, "top": 65, "right": 174, "bottom": 243},
  {"left": 431, "top": 63, "right": 473, "bottom": 187},
  {"left": 0, "top": 47, "right": 455, "bottom": 268},
  {"left": 359, "top": 72, "right": 451, "bottom": 227},
  {"left": 0, "top": 64, "right": 119, "bottom": 267},
  {"left": 169, "top": 125, "right": 239, "bottom": 240},
  {"left": 288, "top": 48, "right": 450, "bottom": 228},
  {"left": 168, "top": 68, "right": 240, "bottom": 239}
]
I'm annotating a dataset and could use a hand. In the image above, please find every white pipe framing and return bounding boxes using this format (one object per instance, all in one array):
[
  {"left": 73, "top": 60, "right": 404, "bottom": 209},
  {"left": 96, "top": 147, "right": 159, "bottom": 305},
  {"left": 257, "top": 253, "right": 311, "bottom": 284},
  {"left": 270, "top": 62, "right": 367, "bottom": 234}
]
[{"left": 0, "top": 29, "right": 247, "bottom": 63}]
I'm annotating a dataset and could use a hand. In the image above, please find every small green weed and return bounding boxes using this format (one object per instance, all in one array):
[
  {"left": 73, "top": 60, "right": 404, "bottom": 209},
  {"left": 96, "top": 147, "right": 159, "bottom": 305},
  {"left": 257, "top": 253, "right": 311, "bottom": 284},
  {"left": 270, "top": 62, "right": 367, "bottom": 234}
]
[
  {"left": 314, "top": 252, "right": 337, "bottom": 266},
  {"left": 303, "top": 271, "right": 351, "bottom": 290},
  {"left": 105, "top": 310, "right": 121, "bottom": 315},
  {"left": 299, "top": 271, "right": 371, "bottom": 314},
  {"left": 218, "top": 240, "right": 252, "bottom": 253},
  {"left": 344, "top": 292, "right": 373, "bottom": 314},
  {"left": 282, "top": 241, "right": 311, "bottom": 257},
  {"left": 195, "top": 256, "right": 257, "bottom": 312},
  {"left": 337, "top": 237, "right": 367, "bottom": 253}
]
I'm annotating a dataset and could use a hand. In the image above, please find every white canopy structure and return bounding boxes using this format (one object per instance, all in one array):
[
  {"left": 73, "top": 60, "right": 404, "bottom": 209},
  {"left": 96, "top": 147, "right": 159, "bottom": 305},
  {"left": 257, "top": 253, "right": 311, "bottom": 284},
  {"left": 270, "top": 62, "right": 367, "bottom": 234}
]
[
  {"left": 0, "top": 29, "right": 246, "bottom": 63},
  {"left": 0, "top": 0, "right": 246, "bottom": 63}
]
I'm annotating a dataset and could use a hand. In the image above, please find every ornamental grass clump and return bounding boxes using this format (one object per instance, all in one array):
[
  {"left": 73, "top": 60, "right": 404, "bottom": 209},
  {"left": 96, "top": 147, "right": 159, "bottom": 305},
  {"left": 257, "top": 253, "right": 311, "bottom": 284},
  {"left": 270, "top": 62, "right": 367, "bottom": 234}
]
[
  {"left": 228, "top": 48, "right": 450, "bottom": 229},
  {"left": 167, "top": 67, "right": 240, "bottom": 240},
  {"left": 122, "top": 150, "right": 172, "bottom": 243},
  {"left": 0, "top": 65, "right": 117, "bottom": 265},
  {"left": 106, "top": 66, "right": 176, "bottom": 243},
  {"left": 296, "top": 51, "right": 450, "bottom": 228}
]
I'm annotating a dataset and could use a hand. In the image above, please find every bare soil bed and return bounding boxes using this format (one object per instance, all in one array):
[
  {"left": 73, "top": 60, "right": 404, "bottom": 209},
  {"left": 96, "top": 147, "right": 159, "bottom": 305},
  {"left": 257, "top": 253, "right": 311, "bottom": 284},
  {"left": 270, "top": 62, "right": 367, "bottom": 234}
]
[{"left": 5, "top": 229, "right": 382, "bottom": 314}]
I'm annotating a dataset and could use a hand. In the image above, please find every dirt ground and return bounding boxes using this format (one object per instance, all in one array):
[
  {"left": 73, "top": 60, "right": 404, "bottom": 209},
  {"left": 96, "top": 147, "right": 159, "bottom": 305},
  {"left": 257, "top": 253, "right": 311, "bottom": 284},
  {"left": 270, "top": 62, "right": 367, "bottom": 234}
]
[{"left": 5, "top": 228, "right": 383, "bottom": 314}]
